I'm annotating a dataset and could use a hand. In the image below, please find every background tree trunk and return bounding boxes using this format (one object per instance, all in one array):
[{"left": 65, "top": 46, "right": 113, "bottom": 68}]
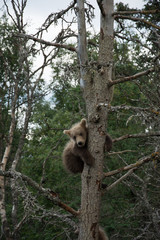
[
  {"left": 1, "top": 0, "right": 159, "bottom": 239},
  {"left": 78, "top": 0, "right": 114, "bottom": 239}
]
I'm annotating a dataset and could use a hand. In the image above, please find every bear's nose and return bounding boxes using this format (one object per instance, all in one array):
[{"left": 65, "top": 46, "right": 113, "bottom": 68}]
[{"left": 78, "top": 141, "right": 83, "bottom": 146}]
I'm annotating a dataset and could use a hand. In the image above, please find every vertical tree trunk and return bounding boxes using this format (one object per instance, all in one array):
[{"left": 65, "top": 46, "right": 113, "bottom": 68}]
[
  {"left": 0, "top": 115, "right": 16, "bottom": 240},
  {"left": 0, "top": 66, "right": 18, "bottom": 240},
  {"left": 0, "top": 101, "right": 2, "bottom": 160},
  {"left": 77, "top": 0, "right": 114, "bottom": 239}
]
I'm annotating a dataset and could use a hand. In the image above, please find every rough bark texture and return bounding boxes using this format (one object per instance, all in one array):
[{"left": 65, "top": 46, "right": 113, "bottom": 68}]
[
  {"left": 0, "top": 84, "right": 17, "bottom": 240},
  {"left": 78, "top": 0, "right": 114, "bottom": 239}
]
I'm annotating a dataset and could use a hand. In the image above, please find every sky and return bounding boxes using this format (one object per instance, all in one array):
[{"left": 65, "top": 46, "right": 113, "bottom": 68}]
[
  {"left": 0, "top": 0, "right": 145, "bottom": 81},
  {"left": 25, "top": 0, "right": 145, "bottom": 33},
  {"left": 0, "top": 0, "right": 145, "bottom": 34},
  {"left": 24, "top": 0, "right": 145, "bottom": 22}
]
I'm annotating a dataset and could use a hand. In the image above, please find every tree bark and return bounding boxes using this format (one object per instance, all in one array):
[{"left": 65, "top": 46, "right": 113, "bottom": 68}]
[
  {"left": 77, "top": 0, "right": 114, "bottom": 239},
  {"left": 0, "top": 101, "right": 2, "bottom": 160},
  {"left": 0, "top": 78, "right": 18, "bottom": 240}
]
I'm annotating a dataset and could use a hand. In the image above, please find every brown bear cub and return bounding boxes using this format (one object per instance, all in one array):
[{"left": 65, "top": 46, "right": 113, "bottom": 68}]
[
  {"left": 63, "top": 119, "right": 94, "bottom": 173},
  {"left": 62, "top": 118, "right": 112, "bottom": 174}
]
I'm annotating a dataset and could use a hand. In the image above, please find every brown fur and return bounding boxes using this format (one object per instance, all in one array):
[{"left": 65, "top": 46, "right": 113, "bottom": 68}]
[
  {"left": 63, "top": 119, "right": 94, "bottom": 173},
  {"left": 99, "top": 227, "right": 109, "bottom": 240},
  {"left": 63, "top": 118, "right": 112, "bottom": 174},
  {"left": 105, "top": 134, "right": 112, "bottom": 152}
]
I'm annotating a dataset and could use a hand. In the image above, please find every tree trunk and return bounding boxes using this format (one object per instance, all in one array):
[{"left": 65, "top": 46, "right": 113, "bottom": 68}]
[
  {"left": 77, "top": 0, "right": 114, "bottom": 239},
  {"left": 0, "top": 63, "right": 18, "bottom": 240},
  {"left": 0, "top": 176, "right": 13, "bottom": 240},
  {"left": 0, "top": 101, "right": 2, "bottom": 160}
]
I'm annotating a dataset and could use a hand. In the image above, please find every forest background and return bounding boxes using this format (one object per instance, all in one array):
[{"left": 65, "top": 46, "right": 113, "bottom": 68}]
[{"left": 0, "top": 0, "right": 160, "bottom": 239}]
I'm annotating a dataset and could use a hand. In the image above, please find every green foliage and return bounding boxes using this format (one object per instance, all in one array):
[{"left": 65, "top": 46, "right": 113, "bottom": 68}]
[
  {"left": 115, "top": 2, "right": 133, "bottom": 12},
  {"left": 1, "top": 1, "right": 160, "bottom": 239},
  {"left": 19, "top": 28, "right": 157, "bottom": 240}
]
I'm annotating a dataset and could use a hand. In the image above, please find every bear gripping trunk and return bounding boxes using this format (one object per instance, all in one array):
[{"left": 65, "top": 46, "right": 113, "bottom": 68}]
[{"left": 77, "top": 0, "right": 114, "bottom": 240}]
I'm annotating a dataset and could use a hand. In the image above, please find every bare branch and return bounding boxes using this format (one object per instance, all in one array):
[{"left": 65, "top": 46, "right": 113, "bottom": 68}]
[
  {"left": 40, "top": 0, "right": 77, "bottom": 32},
  {"left": 113, "top": 131, "right": 160, "bottom": 143},
  {"left": 14, "top": 33, "right": 77, "bottom": 52},
  {"left": 108, "top": 150, "right": 136, "bottom": 155},
  {"left": 3, "top": 0, "right": 17, "bottom": 27},
  {"left": 108, "top": 67, "right": 155, "bottom": 86},
  {"left": 97, "top": 0, "right": 106, "bottom": 17},
  {"left": 113, "top": 9, "right": 160, "bottom": 15},
  {"left": 97, "top": 104, "right": 155, "bottom": 113},
  {"left": 97, "top": 104, "right": 160, "bottom": 119},
  {"left": 106, "top": 169, "right": 134, "bottom": 191},
  {"left": 114, "top": 15, "right": 160, "bottom": 31},
  {"left": 110, "top": 105, "right": 151, "bottom": 112},
  {"left": 12, "top": 214, "right": 28, "bottom": 236},
  {"left": 0, "top": 170, "right": 79, "bottom": 217},
  {"left": 114, "top": 33, "right": 152, "bottom": 52},
  {"left": 133, "top": 223, "right": 151, "bottom": 240},
  {"left": 104, "top": 152, "right": 160, "bottom": 178}
]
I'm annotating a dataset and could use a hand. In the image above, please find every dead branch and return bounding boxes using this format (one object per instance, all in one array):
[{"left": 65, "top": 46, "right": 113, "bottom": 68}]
[
  {"left": 104, "top": 152, "right": 160, "bottom": 178},
  {"left": 133, "top": 223, "right": 151, "bottom": 240},
  {"left": 113, "top": 9, "right": 160, "bottom": 15},
  {"left": 113, "top": 131, "right": 160, "bottom": 143},
  {"left": 114, "top": 15, "right": 160, "bottom": 31},
  {"left": 106, "top": 169, "right": 134, "bottom": 191},
  {"left": 108, "top": 67, "right": 154, "bottom": 86},
  {"left": 97, "top": 104, "right": 153, "bottom": 112},
  {"left": 110, "top": 105, "right": 151, "bottom": 112},
  {"left": 114, "top": 32, "right": 152, "bottom": 52},
  {"left": 97, "top": 0, "right": 106, "bottom": 17},
  {"left": 0, "top": 170, "right": 79, "bottom": 217},
  {"left": 14, "top": 33, "right": 77, "bottom": 52},
  {"left": 108, "top": 150, "right": 136, "bottom": 155},
  {"left": 12, "top": 214, "right": 28, "bottom": 236},
  {"left": 40, "top": 0, "right": 77, "bottom": 32}
]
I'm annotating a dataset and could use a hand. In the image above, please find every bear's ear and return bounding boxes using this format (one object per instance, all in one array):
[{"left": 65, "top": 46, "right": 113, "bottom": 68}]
[
  {"left": 63, "top": 130, "right": 71, "bottom": 136},
  {"left": 80, "top": 118, "right": 87, "bottom": 128}
]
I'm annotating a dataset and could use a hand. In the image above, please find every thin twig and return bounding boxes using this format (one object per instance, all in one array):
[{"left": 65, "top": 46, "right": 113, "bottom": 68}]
[
  {"left": 104, "top": 152, "right": 160, "bottom": 178},
  {"left": 40, "top": 135, "right": 63, "bottom": 185},
  {"left": 108, "top": 150, "right": 136, "bottom": 155},
  {"left": 106, "top": 169, "right": 134, "bottom": 191}
]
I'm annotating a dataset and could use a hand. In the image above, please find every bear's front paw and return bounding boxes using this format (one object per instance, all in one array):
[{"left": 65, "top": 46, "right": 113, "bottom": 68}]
[{"left": 83, "top": 150, "right": 95, "bottom": 166}]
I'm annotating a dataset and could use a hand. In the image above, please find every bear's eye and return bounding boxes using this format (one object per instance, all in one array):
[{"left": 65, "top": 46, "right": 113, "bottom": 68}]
[
  {"left": 73, "top": 136, "right": 76, "bottom": 140},
  {"left": 79, "top": 133, "right": 83, "bottom": 136}
]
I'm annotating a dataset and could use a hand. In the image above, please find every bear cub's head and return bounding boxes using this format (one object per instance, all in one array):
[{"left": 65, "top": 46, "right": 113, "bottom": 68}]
[{"left": 63, "top": 119, "right": 87, "bottom": 148}]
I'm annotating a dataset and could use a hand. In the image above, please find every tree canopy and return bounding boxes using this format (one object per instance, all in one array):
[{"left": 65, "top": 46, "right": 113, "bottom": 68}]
[{"left": 0, "top": 0, "right": 160, "bottom": 239}]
